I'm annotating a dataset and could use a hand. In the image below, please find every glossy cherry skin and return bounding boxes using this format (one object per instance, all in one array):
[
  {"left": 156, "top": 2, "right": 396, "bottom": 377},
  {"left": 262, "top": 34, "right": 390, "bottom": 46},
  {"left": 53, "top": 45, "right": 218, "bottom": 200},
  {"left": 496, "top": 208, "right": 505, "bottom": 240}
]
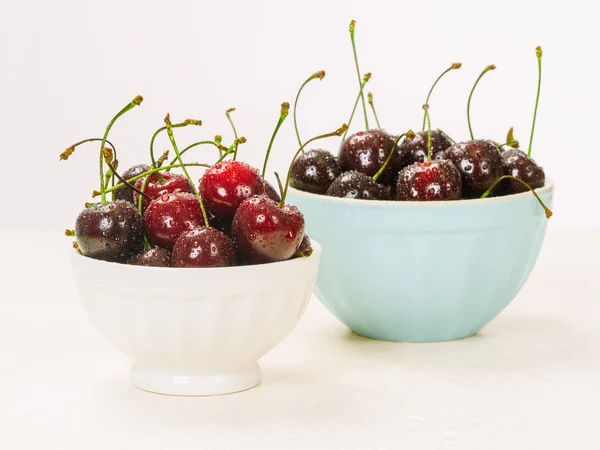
[
  {"left": 442, "top": 140, "right": 503, "bottom": 198},
  {"left": 263, "top": 179, "right": 281, "bottom": 202},
  {"left": 502, "top": 149, "right": 545, "bottom": 194},
  {"left": 326, "top": 171, "right": 390, "bottom": 200},
  {"left": 171, "top": 227, "right": 236, "bottom": 267},
  {"left": 133, "top": 171, "right": 193, "bottom": 212},
  {"left": 290, "top": 149, "right": 341, "bottom": 194},
  {"left": 232, "top": 195, "right": 305, "bottom": 264},
  {"left": 128, "top": 247, "right": 171, "bottom": 267},
  {"left": 397, "top": 130, "right": 453, "bottom": 168},
  {"left": 339, "top": 129, "right": 399, "bottom": 185},
  {"left": 114, "top": 164, "right": 150, "bottom": 202},
  {"left": 75, "top": 200, "right": 144, "bottom": 263},
  {"left": 294, "top": 234, "right": 313, "bottom": 258},
  {"left": 395, "top": 160, "right": 462, "bottom": 201},
  {"left": 143, "top": 192, "right": 203, "bottom": 249},
  {"left": 199, "top": 161, "right": 265, "bottom": 220}
]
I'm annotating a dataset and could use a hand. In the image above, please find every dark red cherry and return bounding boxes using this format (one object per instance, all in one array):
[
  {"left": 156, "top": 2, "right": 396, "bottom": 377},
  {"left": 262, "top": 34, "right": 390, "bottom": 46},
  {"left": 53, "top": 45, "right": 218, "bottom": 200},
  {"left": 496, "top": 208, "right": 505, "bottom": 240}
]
[
  {"left": 171, "top": 227, "right": 236, "bottom": 268},
  {"left": 290, "top": 149, "right": 341, "bottom": 194},
  {"left": 326, "top": 171, "right": 390, "bottom": 200},
  {"left": 502, "top": 149, "right": 545, "bottom": 194},
  {"left": 263, "top": 179, "right": 281, "bottom": 202},
  {"left": 143, "top": 192, "right": 203, "bottom": 249},
  {"left": 128, "top": 247, "right": 171, "bottom": 267},
  {"left": 75, "top": 200, "right": 144, "bottom": 263},
  {"left": 133, "top": 171, "right": 193, "bottom": 212},
  {"left": 232, "top": 195, "right": 305, "bottom": 264},
  {"left": 395, "top": 160, "right": 462, "bottom": 201},
  {"left": 397, "top": 130, "right": 453, "bottom": 168},
  {"left": 338, "top": 129, "right": 399, "bottom": 185},
  {"left": 114, "top": 164, "right": 150, "bottom": 202},
  {"left": 442, "top": 140, "right": 503, "bottom": 198},
  {"left": 199, "top": 161, "right": 265, "bottom": 219},
  {"left": 294, "top": 234, "right": 313, "bottom": 258}
]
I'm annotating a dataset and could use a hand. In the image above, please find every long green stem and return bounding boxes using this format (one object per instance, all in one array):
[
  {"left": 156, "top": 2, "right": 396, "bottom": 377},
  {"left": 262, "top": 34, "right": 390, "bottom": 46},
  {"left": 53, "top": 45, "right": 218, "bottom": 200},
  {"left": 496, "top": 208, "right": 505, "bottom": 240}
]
[
  {"left": 349, "top": 20, "right": 369, "bottom": 130},
  {"left": 423, "top": 104, "right": 433, "bottom": 161},
  {"left": 98, "top": 162, "right": 211, "bottom": 197},
  {"left": 262, "top": 102, "right": 290, "bottom": 178},
  {"left": 215, "top": 138, "right": 246, "bottom": 164},
  {"left": 99, "top": 95, "right": 143, "bottom": 204},
  {"left": 225, "top": 108, "right": 240, "bottom": 161},
  {"left": 421, "top": 63, "right": 462, "bottom": 131},
  {"left": 293, "top": 71, "right": 325, "bottom": 147},
  {"left": 372, "top": 130, "right": 414, "bottom": 182},
  {"left": 150, "top": 119, "right": 202, "bottom": 168},
  {"left": 60, "top": 138, "right": 117, "bottom": 162},
  {"left": 367, "top": 93, "right": 382, "bottom": 129},
  {"left": 467, "top": 65, "right": 496, "bottom": 140},
  {"left": 528, "top": 46, "right": 543, "bottom": 158},
  {"left": 281, "top": 124, "right": 349, "bottom": 207},
  {"left": 480, "top": 175, "right": 552, "bottom": 218},
  {"left": 167, "top": 140, "right": 221, "bottom": 167},
  {"left": 164, "top": 114, "right": 210, "bottom": 227},
  {"left": 341, "top": 73, "right": 371, "bottom": 143}
]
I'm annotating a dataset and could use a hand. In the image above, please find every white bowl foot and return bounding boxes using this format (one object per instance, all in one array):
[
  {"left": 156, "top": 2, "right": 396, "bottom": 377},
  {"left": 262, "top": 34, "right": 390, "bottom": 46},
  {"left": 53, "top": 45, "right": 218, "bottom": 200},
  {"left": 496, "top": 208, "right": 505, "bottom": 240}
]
[{"left": 131, "top": 364, "right": 261, "bottom": 396}]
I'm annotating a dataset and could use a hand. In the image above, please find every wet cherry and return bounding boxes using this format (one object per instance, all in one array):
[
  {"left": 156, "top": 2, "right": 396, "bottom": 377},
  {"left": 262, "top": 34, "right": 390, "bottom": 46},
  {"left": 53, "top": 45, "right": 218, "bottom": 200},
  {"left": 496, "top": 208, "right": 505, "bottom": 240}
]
[
  {"left": 232, "top": 195, "right": 305, "bottom": 264},
  {"left": 75, "top": 200, "right": 145, "bottom": 263},
  {"left": 326, "top": 170, "right": 390, "bottom": 200},
  {"left": 171, "top": 227, "right": 236, "bottom": 267},
  {"left": 143, "top": 192, "right": 203, "bottom": 249},
  {"left": 128, "top": 246, "right": 171, "bottom": 267},
  {"left": 290, "top": 149, "right": 341, "bottom": 194},
  {"left": 396, "top": 160, "right": 462, "bottom": 201},
  {"left": 114, "top": 164, "right": 150, "bottom": 202},
  {"left": 502, "top": 149, "right": 545, "bottom": 194},
  {"left": 199, "top": 161, "right": 265, "bottom": 219},
  {"left": 397, "top": 130, "right": 453, "bottom": 168},
  {"left": 134, "top": 171, "right": 193, "bottom": 212}
]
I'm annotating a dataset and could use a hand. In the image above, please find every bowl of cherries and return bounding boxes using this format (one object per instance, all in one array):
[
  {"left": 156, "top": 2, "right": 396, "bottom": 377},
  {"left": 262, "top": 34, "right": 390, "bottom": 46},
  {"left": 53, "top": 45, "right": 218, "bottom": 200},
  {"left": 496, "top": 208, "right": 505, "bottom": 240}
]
[
  {"left": 286, "top": 22, "right": 553, "bottom": 342},
  {"left": 64, "top": 100, "right": 324, "bottom": 396}
]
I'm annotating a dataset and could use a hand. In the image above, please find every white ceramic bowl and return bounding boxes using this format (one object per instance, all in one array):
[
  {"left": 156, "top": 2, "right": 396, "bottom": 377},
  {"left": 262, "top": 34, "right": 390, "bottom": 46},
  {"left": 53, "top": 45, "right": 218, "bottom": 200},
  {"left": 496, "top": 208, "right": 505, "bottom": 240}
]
[{"left": 70, "top": 242, "right": 321, "bottom": 396}]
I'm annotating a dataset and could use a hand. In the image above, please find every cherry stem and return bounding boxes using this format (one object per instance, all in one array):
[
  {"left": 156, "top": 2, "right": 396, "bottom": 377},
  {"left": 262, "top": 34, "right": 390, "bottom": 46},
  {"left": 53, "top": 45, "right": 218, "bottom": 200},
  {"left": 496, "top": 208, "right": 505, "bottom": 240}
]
[
  {"left": 99, "top": 95, "right": 143, "bottom": 204},
  {"left": 215, "top": 137, "right": 247, "bottom": 164},
  {"left": 421, "top": 63, "right": 462, "bottom": 131},
  {"left": 273, "top": 171, "right": 284, "bottom": 198},
  {"left": 104, "top": 158, "right": 153, "bottom": 201},
  {"left": 280, "top": 123, "right": 349, "bottom": 207},
  {"left": 136, "top": 175, "right": 153, "bottom": 250},
  {"left": 98, "top": 162, "right": 211, "bottom": 196},
  {"left": 164, "top": 114, "right": 210, "bottom": 227},
  {"left": 150, "top": 119, "right": 202, "bottom": 171},
  {"left": 423, "top": 104, "right": 433, "bottom": 161},
  {"left": 262, "top": 102, "right": 290, "bottom": 178},
  {"left": 225, "top": 108, "right": 240, "bottom": 161},
  {"left": 341, "top": 72, "right": 371, "bottom": 143},
  {"left": 480, "top": 175, "right": 552, "bottom": 218},
  {"left": 467, "top": 65, "right": 496, "bottom": 141},
  {"left": 528, "top": 46, "right": 543, "bottom": 158},
  {"left": 349, "top": 20, "right": 369, "bottom": 130},
  {"left": 167, "top": 140, "right": 222, "bottom": 168},
  {"left": 372, "top": 130, "right": 414, "bottom": 182},
  {"left": 60, "top": 138, "right": 117, "bottom": 162},
  {"left": 293, "top": 71, "right": 325, "bottom": 148},
  {"left": 367, "top": 92, "right": 382, "bottom": 129}
]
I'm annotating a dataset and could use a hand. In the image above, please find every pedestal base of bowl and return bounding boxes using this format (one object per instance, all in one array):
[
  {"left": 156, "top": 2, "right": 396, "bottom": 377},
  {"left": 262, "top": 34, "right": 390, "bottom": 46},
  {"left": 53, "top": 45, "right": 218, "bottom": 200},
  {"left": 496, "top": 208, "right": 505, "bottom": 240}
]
[{"left": 131, "top": 364, "right": 261, "bottom": 396}]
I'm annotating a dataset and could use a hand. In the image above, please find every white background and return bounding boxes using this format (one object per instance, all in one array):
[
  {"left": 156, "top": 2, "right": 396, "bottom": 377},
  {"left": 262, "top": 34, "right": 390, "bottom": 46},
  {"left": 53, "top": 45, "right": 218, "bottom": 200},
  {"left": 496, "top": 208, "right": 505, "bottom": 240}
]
[{"left": 0, "top": 0, "right": 597, "bottom": 231}]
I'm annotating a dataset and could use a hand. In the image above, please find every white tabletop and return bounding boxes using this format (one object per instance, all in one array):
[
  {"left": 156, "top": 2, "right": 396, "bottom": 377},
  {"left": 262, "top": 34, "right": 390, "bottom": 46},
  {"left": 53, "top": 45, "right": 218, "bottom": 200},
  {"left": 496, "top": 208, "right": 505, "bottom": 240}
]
[{"left": 1, "top": 228, "right": 598, "bottom": 450}]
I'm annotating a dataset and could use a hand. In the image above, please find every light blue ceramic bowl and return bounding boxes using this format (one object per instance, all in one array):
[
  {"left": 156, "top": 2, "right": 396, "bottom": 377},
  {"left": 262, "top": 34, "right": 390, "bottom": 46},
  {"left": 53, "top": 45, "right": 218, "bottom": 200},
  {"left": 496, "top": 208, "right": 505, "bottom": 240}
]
[{"left": 287, "top": 181, "right": 554, "bottom": 342}]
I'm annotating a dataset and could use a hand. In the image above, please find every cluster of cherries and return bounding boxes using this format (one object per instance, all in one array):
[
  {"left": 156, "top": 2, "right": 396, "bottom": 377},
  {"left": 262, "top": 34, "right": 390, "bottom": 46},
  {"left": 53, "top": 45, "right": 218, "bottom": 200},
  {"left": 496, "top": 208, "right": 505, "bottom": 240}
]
[
  {"left": 62, "top": 101, "right": 335, "bottom": 268},
  {"left": 289, "top": 22, "right": 550, "bottom": 214}
]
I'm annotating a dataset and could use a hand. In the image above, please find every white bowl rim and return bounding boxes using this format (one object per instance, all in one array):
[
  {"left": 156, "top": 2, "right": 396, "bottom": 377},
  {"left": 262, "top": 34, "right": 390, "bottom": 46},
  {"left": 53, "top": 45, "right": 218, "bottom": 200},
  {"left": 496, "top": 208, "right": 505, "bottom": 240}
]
[
  {"left": 71, "top": 239, "right": 322, "bottom": 272},
  {"left": 288, "top": 179, "right": 554, "bottom": 208}
]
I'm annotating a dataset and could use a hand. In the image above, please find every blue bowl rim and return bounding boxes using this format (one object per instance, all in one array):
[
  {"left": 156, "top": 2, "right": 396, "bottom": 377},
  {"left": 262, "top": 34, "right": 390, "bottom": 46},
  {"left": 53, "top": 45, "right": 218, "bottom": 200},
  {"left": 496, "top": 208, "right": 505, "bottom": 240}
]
[{"left": 288, "top": 179, "right": 554, "bottom": 208}]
